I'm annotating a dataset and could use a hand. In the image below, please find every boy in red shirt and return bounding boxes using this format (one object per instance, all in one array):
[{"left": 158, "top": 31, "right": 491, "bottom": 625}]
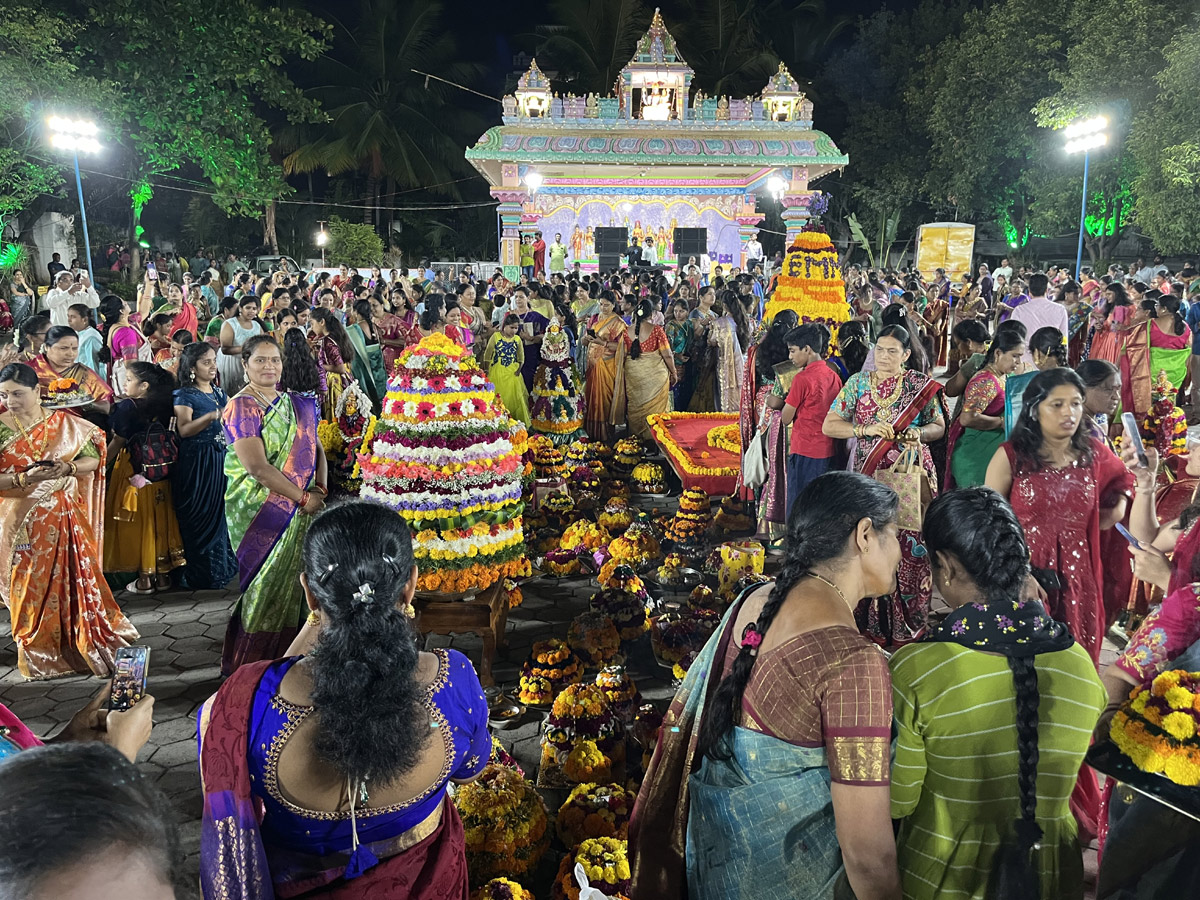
[{"left": 780, "top": 323, "right": 843, "bottom": 520}]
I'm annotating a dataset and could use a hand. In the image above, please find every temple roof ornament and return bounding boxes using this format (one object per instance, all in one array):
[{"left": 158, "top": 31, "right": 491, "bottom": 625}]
[{"left": 625, "top": 8, "right": 692, "bottom": 72}]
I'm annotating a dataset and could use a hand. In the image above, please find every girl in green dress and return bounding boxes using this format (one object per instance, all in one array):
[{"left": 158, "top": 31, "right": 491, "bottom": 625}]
[{"left": 890, "top": 487, "right": 1106, "bottom": 900}]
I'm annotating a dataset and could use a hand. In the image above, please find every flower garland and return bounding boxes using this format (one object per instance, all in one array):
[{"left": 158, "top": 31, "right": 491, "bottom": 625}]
[
  {"left": 706, "top": 423, "right": 741, "bottom": 455},
  {"left": 1111, "top": 669, "right": 1200, "bottom": 786},
  {"left": 647, "top": 412, "right": 741, "bottom": 479},
  {"left": 764, "top": 232, "right": 848, "bottom": 328}
]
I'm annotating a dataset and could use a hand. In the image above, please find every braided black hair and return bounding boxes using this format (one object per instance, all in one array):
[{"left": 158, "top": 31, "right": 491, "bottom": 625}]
[
  {"left": 923, "top": 488, "right": 1042, "bottom": 897},
  {"left": 837, "top": 320, "right": 869, "bottom": 375},
  {"left": 695, "top": 472, "right": 899, "bottom": 761},
  {"left": 759, "top": 310, "right": 799, "bottom": 372},
  {"left": 629, "top": 296, "right": 655, "bottom": 360},
  {"left": 278, "top": 328, "right": 321, "bottom": 394},
  {"left": 303, "top": 501, "right": 428, "bottom": 787}
]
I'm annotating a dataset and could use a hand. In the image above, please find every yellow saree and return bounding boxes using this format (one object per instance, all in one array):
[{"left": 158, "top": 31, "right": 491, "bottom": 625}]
[
  {"left": 0, "top": 411, "right": 138, "bottom": 678},
  {"left": 584, "top": 313, "right": 629, "bottom": 442}
]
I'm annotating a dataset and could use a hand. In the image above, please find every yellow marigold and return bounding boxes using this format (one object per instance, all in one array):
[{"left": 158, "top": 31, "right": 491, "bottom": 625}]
[
  {"left": 1162, "top": 711, "right": 1197, "bottom": 741},
  {"left": 1165, "top": 685, "right": 1196, "bottom": 711}
]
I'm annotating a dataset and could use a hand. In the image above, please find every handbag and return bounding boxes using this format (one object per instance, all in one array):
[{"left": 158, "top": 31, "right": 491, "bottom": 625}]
[
  {"left": 743, "top": 430, "right": 769, "bottom": 489},
  {"left": 873, "top": 444, "right": 932, "bottom": 531}
]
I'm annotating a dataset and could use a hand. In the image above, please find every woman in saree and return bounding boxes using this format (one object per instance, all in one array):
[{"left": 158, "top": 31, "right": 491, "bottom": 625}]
[
  {"left": 370, "top": 293, "right": 407, "bottom": 374},
  {"left": 159, "top": 282, "right": 198, "bottom": 341},
  {"left": 1087, "top": 281, "right": 1135, "bottom": 365},
  {"left": 346, "top": 300, "right": 386, "bottom": 410},
  {"left": 0, "top": 362, "right": 138, "bottom": 680},
  {"left": 665, "top": 299, "right": 694, "bottom": 411},
  {"left": 613, "top": 296, "right": 677, "bottom": 440},
  {"left": 630, "top": 472, "right": 902, "bottom": 900},
  {"left": 308, "top": 308, "right": 354, "bottom": 421},
  {"left": 27, "top": 326, "right": 113, "bottom": 423},
  {"left": 582, "top": 291, "right": 629, "bottom": 443},
  {"left": 198, "top": 503, "right": 490, "bottom": 900},
  {"left": 219, "top": 294, "right": 264, "bottom": 396},
  {"left": 173, "top": 343, "right": 238, "bottom": 590},
  {"left": 510, "top": 291, "right": 549, "bottom": 390},
  {"left": 103, "top": 362, "right": 186, "bottom": 594},
  {"left": 143, "top": 313, "right": 175, "bottom": 365},
  {"left": 221, "top": 334, "right": 327, "bottom": 675},
  {"left": 442, "top": 301, "right": 473, "bottom": 352},
  {"left": 1115, "top": 298, "right": 1159, "bottom": 422},
  {"left": 919, "top": 284, "right": 949, "bottom": 368},
  {"left": 1059, "top": 281, "right": 1091, "bottom": 366},
  {"left": 738, "top": 312, "right": 798, "bottom": 530},
  {"left": 708, "top": 299, "right": 746, "bottom": 413},
  {"left": 687, "top": 287, "right": 721, "bottom": 411},
  {"left": 822, "top": 325, "right": 945, "bottom": 647},
  {"left": 1145, "top": 293, "right": 1190, "bottom": 398},
  {"left": 944, "top": 328, "right": 1026, "bottom": 489}
]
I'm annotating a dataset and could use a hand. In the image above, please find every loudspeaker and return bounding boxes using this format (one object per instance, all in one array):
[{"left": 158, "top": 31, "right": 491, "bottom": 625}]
[
  {"left": 674, "top": 228, "right": 707, "bottom": 272},
  {"left": 594, "top": 227, "right": 627, "bottom": 255},
  {"left": 597, "top": 254, "right": 622, "bottom": 274}
]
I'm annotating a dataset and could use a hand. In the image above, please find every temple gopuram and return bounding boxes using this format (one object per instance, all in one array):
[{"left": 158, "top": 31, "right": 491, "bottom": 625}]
[{"left": 465, "top": 9, "right": 848, "bottom": 279}]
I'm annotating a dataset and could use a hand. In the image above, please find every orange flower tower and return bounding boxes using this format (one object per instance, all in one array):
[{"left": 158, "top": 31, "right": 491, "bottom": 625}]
[{"left": 763, "top": 230, "right": 848, "bottom": 328}]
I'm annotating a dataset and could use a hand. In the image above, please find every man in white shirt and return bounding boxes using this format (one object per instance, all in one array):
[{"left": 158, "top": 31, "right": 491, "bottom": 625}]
[
  {"left": 992, "top": 257, "right": 1013, "bottom": 284},
  {"left": 44, "top": 270, "right": 100, "bottom": 327},
  {"left": 1011, "top": 272, "right": 1068, "bottom": 362},
  {"left": 641, "top": 237, "right": 658, "bottom": 266},
  {"left": 744, "top": 235, "right": 764, "bottom": 268}
]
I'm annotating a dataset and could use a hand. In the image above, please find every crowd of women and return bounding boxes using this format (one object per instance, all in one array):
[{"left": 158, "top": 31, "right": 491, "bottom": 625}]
[{"left": 2, "top": 255, "right": 1200, "bottom": 900}]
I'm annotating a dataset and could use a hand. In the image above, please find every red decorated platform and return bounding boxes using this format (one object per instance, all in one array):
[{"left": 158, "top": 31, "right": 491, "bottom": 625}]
[{"left": 646, "top": 412, "right": 740, "bottom": 496}]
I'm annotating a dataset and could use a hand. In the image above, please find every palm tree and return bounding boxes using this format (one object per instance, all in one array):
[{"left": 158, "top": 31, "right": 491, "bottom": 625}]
[
  {"left": 673, "top": 0, "right": 779, "bottom": 97},
  {"left": 533, "top": 0, "right": 651, "bottom": 95},
  {"left": 280, "top": 0, "right": 484, "bottom": 234}
]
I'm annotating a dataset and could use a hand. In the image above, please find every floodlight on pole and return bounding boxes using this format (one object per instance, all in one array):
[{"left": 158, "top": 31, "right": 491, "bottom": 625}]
[
  {"left": 1064, "top": 115, "right": 1108, "bottom": 280},
  {"left": 315, "top": 220, "right": 328, "bottom": 266},
  {"left": 46, "top": 116, "right": 101, "bottom": 284}
]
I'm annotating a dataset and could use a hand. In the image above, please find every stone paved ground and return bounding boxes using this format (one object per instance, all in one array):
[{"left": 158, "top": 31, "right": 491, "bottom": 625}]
[{"left": 0, "top": 572, "right": 1113, "bottom": 898}]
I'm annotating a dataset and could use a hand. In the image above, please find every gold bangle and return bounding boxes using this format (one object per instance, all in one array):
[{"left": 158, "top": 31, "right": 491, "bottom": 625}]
[{"left": 67, "top": 462, "right": 78, "bottom": 476}]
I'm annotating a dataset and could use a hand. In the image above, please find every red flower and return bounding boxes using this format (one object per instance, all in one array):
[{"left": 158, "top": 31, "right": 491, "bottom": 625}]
[
  {"left": 448, "top": 401, "right": 462, "bottom": 416},
  {"left": 427, "top": 375, "right": 447, "bottom": 391},
  {"left": 416, "top": 401, "right": 435, "bottom": 421}
]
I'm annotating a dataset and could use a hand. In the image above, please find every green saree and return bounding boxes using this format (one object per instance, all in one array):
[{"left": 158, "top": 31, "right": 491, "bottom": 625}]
[{"left": 347, "top": 322, "right": 387, "bottom": 411}]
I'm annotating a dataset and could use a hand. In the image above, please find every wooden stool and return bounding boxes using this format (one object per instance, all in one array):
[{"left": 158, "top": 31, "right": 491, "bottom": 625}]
[{"left": 413, "top": 580, "right": 509, "bottom": 685}]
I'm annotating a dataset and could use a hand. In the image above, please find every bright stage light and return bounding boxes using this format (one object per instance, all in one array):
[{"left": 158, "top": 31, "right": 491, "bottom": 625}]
[
  {"left": 316, "top": 230, "right": 328, "bottom": 246},
  {"left": 523, "top": 171, "right": 543, "bottom": 193},
  {"left": 767, "top": 175, "right": 789, "bottom": 196}
]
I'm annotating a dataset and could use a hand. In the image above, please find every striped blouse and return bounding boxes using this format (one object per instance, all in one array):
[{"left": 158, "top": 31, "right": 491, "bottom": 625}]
[{"left": 889, "top": 641, "right": 1105, "bottom": 900}]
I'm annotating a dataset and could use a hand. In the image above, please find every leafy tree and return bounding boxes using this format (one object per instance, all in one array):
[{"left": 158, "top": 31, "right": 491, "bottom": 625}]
[
  {"left": 0, "top": 5, "right": 104, "bottom": 239},
  {"left": 673, "top": 0, "right": 778, "bottom": 97},
  {"left": 1130, "top": 19, "right": 1200, "bottom": 254},
  {"left": 60, "top": 0, "right": 329, "bottom": 266},
  {"left": 280, "top": 0, "right": 485, "bottom": 237},
  {"left": 534, "top": 0, "right": 650, "bottom": 95},
  {"left": 327, "top": 215, "right": 384, "bottom": 266}
]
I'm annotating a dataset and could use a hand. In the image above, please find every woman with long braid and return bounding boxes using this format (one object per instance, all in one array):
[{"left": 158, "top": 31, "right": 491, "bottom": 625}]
[
  {"left": 890, "top": 488, "right": 1106, "bottom": 900},
  {"left": 630, "top": 471, "right": 904, "bottom": 900}
]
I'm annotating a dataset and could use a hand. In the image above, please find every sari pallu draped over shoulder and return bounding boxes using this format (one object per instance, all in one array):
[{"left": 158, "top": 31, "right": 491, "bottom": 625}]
[
  {"left": 198, "top": 663, "right": 470, "bottom": 900},
  {"left": 221, "top": 393, "right": 319, "bottom": 674},
  {"left": 0, "top": 411, "right": 138, "bottom": 678},
  {"left": 629, "top": 594, "right": 854, "bottom": 900}
]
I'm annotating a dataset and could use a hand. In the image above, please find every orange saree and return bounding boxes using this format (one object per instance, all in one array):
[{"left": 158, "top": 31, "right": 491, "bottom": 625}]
[
  {"left": 27, "top": 356, "right": 113, "bottom": 407},
  {"left": 0, "top": 411, "right": 138, "bottom": 678},
  {"left": 584, "top": 313, "right": 629, "bottom": 443}
]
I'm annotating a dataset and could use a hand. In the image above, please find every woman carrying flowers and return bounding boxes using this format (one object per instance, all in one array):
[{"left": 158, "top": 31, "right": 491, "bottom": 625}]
[
  {"left": 199, "top": 502, "right": 490, "bottom": 898},
  {"left": 631, "top": 472, "right": 902, "bottom": 900},
  {"left": 486, "top": 314, "right": 531, "bottom": 426},
  {"left": 220, "top": 335, "right": 327, "bottom": 674},
  {"left": 0, "top": 363, "right": 138, "bottom": 679},
  {"left": 27, "top": 325, "right": 112, "bottom": 421}
]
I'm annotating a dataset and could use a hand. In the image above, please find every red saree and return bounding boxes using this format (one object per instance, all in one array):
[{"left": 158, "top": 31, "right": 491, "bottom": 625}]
[{"left": 199, "top": 662, "right": 470, "bottom": 900}]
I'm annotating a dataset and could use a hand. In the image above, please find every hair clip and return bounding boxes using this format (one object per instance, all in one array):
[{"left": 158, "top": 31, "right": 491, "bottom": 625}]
[
  {"left": 741, "top": 623, "right": 763, "bottom": 656},
  {"left": 353, "top": 582, "right": 375, "bottom": 605},
  {"left": 318, "top": 562, "right": 338, "bottom": 585},
  {"left": 381, "top": 553, "right": 400, "bottom": 577}
]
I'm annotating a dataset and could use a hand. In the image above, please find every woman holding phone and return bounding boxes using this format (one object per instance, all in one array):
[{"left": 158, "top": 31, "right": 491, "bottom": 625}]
[{"left": 0, "top": 362, "right": 138, "bottom": 679}]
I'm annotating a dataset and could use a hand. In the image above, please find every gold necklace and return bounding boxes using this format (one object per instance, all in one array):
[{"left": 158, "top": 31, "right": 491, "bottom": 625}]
[
  {"left": 10, "top": 410, "right": 49, "bottom": 459},
  {"left": 869, "top": 371, "right": 904, "bottom": 410},
  {"left": 807, "top": 572, "right": 850, "bottom": 609}
]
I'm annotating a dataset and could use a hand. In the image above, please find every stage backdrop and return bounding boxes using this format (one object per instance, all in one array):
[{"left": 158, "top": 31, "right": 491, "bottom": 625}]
[{"left": 529, "top": 194, "right": 743, "bottom": 267}]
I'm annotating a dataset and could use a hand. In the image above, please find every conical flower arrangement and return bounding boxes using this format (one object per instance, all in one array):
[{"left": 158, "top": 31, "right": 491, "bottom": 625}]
[{"left": 358, "top": 333, "right": 526, "bottom": 593}]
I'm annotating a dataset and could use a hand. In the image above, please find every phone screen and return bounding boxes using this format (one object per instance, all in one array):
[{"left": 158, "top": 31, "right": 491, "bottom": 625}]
[
  {"left": 1122, "top": 411, "right": 1148, "bottom": 465},
  {"left": 108, "top": 646, "right": 150, "bottom": 711},
  {"left": 1114, "top": 522, "right": 1143, "bottom": 549},
  {"left": 146, "top": 262, "right": 158, "bottom": 281}
]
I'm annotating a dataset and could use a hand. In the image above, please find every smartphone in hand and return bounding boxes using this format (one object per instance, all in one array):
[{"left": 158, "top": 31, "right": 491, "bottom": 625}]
[
  {"left": 108, "top": 646, "right": 150, "bottom": 711},
  {"left": 146, "top": 261, "right": 158, "bottom": 282},
  {"left": 1121, "top": 411, "right": 1149, "bottom": 468},
  {"left": 1114, "top": 522, "right": 1144, "bottom": 550}
]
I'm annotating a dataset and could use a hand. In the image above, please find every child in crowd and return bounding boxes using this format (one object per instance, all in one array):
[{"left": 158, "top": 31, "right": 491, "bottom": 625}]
[
  {"left": 779, "top": 324, "right": 842, "bottom": 520},
  {"left": 486, "top": 314, "right": 531, "bottom": 425}
]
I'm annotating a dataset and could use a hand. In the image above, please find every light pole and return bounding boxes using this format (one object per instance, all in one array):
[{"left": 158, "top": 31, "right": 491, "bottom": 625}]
[
  {"left": 316, "top": 220, "right": 328, "bottom": 266},
  {"left": 46, "top": 117, "right": 101, "bottom": 285},
  {"left": 1063, "top": 116, "right": 1107, "bottom": 280}
]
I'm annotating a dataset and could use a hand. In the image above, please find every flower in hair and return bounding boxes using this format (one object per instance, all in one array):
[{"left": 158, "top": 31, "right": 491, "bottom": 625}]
[{"left": 742, "top": 624, "right": 763, "bottom": 649}]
